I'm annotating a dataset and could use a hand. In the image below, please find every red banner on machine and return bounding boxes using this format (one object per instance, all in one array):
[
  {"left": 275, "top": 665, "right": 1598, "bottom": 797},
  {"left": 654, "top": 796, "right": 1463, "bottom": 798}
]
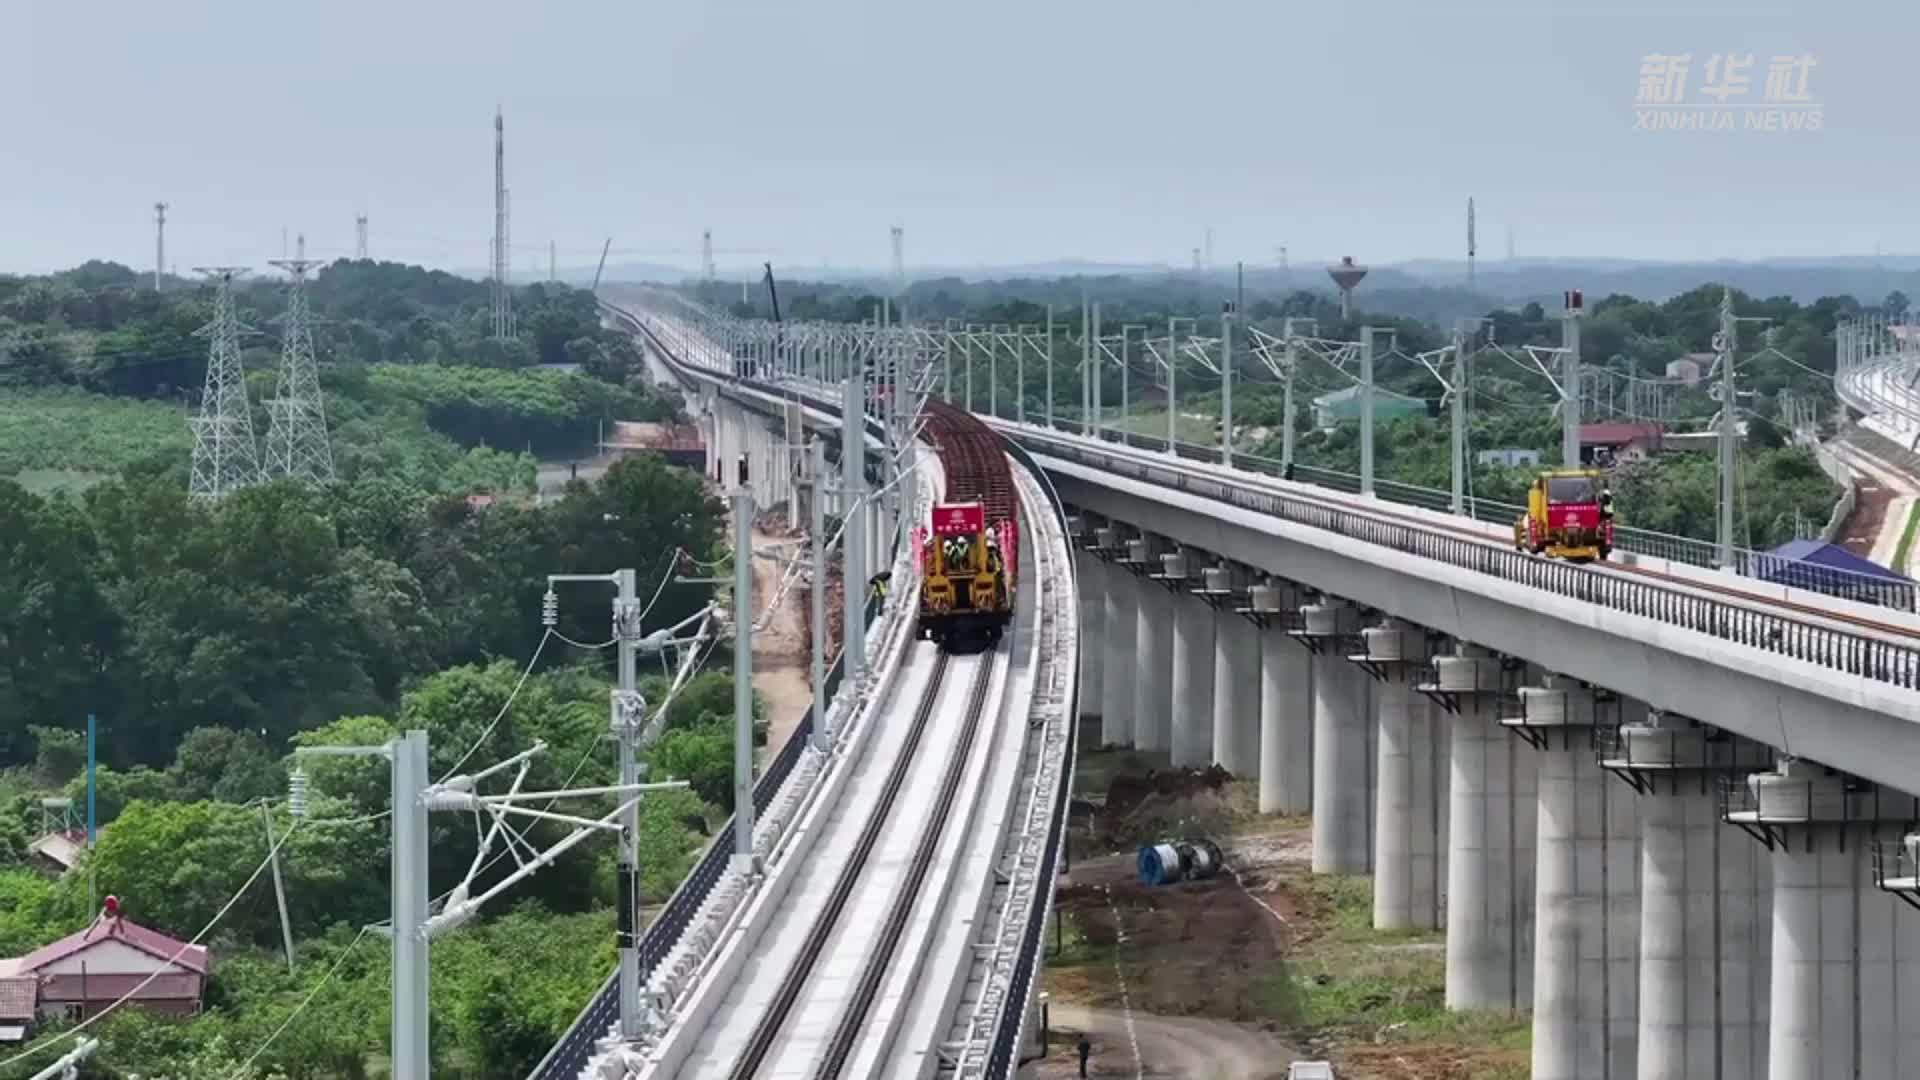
[{"left": 930, "top": 502, "right": 985, "bottom": 537}]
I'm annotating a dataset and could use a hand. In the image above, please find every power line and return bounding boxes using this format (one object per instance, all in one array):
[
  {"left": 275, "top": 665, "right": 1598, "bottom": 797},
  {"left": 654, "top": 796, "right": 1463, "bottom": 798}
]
[
  {"left": 436, "top": 627, "right": 554, "bottom": 784},
  {"left": 0, "top": 815, "right": 307, "bottom": 1073},
  {"left": 222, "top": 926, "right": 373, "bottom": 1080}
]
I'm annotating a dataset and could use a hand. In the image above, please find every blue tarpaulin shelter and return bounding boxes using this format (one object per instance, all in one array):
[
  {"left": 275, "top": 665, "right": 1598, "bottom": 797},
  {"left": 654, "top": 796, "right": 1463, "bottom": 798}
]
[{"left": 1751, "top": 539, "right": 1915, "bottom": 610}]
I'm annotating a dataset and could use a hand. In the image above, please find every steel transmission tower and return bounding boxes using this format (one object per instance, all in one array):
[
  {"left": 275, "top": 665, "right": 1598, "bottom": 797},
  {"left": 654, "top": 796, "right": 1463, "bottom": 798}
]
[
  {"left": 264, "top": 247, "right": 336, "bottom": 486},
  {"left": 153, "top": 203, "right": 168, "bottom": 291},
  {"left": 491, "top": 109, "right": 515, "bottom": 340},
  {"left": 188, "top": 269, "right": 264, "bottom": 499}
]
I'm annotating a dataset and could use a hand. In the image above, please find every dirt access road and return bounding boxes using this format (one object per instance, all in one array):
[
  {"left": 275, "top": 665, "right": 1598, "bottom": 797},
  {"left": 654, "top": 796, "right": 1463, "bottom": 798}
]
[
  {"left": 1020, "top": 1002, "right": 1299, "bottom": 1079},
  {"left": 748, "top": 525, "right": 814, "bottom": 761}
]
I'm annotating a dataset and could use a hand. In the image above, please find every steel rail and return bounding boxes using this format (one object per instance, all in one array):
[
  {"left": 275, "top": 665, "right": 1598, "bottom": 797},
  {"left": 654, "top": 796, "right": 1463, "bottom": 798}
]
[
  {"left": 723, "top": 652, "right": 988, "bottom": 1078},
  {"left": 814, "top": 644, "right": 999, "bottom": 1077}
]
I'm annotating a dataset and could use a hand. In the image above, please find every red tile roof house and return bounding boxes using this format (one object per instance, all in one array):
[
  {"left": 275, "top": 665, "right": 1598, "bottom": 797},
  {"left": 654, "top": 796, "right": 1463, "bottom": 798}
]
[{"left": 0, "top": 899, "right": 210, "bottom": 1041}]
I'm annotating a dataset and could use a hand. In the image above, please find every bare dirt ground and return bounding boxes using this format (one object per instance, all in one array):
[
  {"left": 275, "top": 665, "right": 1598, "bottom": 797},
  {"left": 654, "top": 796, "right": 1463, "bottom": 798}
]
[
  {"left": 1838, "top": 473, "right": 1889, "bottom": 557},
  {"left": 1038, "top": 736, "right": 1528, "bottom": 1080},
  {"left": 749, "top": 522, "right": 812, "bottom": 762}
]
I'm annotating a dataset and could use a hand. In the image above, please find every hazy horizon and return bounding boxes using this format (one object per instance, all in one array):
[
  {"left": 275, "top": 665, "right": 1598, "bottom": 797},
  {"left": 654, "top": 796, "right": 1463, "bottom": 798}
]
[{"left": 6, "top": 0, "right": 1914, "bottom": 276}]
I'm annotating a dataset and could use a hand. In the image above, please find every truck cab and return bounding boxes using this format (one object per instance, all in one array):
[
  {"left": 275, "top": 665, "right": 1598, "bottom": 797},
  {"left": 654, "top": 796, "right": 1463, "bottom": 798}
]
[{"left": 1514, "top": 469, "right": 1612, "bottom": 562}]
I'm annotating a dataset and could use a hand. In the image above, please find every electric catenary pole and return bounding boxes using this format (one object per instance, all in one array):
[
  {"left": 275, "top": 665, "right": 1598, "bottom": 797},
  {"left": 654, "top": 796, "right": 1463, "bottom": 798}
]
[
  {"left": 264, "top": 245, "right": 337, "bottom": 486},
  {"left": 1561, "top": 290, "right": 1584, "bottom": 467},
  {"left": 188, "top": 269, "right": 264, "bottom": 499}
]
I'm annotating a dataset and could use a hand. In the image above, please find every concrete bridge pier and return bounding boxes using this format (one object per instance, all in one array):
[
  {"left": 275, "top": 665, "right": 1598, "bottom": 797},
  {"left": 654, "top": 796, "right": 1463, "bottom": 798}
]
[
  {"left": 1130, "top": 534, "right": 1174, "bottom": 752},
  {"left": 1604, "top": 711, "right": 1773, "bottom": 1080},
  {"left": 1254, "top": 577, "right": 1313, "bottom": 815},
  {"left": 1300, "top": 598, "right": 1372, "bottom": 875},
  {"left": 1726, "top": 760, "right": 1920, "bottom": 1080},
  {"left": 1432, "top": 642, "right": 1537, "bottom": 1012},
  {"left": 1166, "top": 549, "right": 1215, "bottom": 768},
  {"left": 1076, "top": 548, "right": 1105, "bottom": 727},
  {"left": 1513, "top": 675, "right": 1639, "bottom": 1080},
  {"left": 1205, "top": 563, "right": 1260, "bottom": 778},
  {"left": 1360, "top": 617, "right": 1446, "bottom": 929},
  {"left": 1098, "top": 526, "right": 1137, "bottom": 748}
]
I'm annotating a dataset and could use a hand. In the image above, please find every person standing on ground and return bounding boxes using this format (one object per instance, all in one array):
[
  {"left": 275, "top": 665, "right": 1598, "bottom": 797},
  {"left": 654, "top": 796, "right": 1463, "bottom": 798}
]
[{"left": 1077, "top": 1034, "right": 1092, "bottom": 1077}]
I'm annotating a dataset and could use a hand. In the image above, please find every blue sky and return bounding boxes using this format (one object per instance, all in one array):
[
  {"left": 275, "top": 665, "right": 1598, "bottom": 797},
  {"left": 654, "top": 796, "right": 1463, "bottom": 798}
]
[{"left": 3, "top": 0, "right": 1912, "bottom": 275}]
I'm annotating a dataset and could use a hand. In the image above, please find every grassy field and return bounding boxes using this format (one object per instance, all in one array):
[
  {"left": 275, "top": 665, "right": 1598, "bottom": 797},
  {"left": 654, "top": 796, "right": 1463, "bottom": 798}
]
[{"left": 0, "top": 388, "right": 189, "bottom": 480}]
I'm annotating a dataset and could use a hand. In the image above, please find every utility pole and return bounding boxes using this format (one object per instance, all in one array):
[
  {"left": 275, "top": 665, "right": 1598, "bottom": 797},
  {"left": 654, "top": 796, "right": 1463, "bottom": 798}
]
[
  {"left": 842, "top": 358, "right": 866, "bottom": 693},
  {"left": 1360, "top": 326, "right": 1376, "bottom": 496},
  {"left": 965, "top": 324, "right": 976, "bottom": 412},
  {"left": 1451, "top": 321, "right": 1469, "bottom": 514},
  {"left": 1717, "top": 288, "right": 1737, "bottom": 568},
  {"left": 730, "top": 456, "right": 756, "bottom": 873},
  {"left": 1091, "top": 305, "right": 1102, "bottom": 438},
  {"left": 1281, "top": 318, "right": 1301, "bottom": 471},
  {"left": 1016, "top": 325, "right": 1026, "bottom": 423},
  {"left": 613, "top": 569, "right": 645, "bottom": 1036},
  {"left": 1221, "top": 301, "right": 1235, "bottom": 468},
  {"left": 810, "top": 438, "right": 831, "bottom": 750},
  {"left": 1044, "top": 307, "right": 1054, "bottom": 430},
  {"left": 260, "top": 803, "right": 297, "bottom": 971},
  {"left": 153, "top": 203, "right": 167, "bottom": 291},
  {"left": 393, "top": 730, "right": 430, "bottom": 1080},
  {"left": 1166, "top": 315, "right": 1179, "bottom": 452},
  {"left": 1223, "top": 262, "right": 1242, "bottom": 467},
  {"left": 1561, "top": 291, "right": 1584, "bottom": 467}
]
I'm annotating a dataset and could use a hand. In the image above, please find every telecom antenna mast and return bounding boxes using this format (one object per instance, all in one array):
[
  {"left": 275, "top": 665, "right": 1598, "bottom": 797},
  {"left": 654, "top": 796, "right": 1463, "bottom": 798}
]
[
  {"left": 1467, "top": 197, "right": 1477, "bottom": 292},
  {"left": 890, "top": 225, "right": 905, "bottom": 296},
  {"left": 153, "top": 203, "right": 168, "bottom": 291},
  {"left": 491, "top": 109, "right": 514, "bottom": 339},
  {"left": 265, "top": 243, "right": 336, "bottom": 486},
  {"left": 188, "top": 269, "right": 264, "bottom": 499},
  {"left": 703, "top": 229, "right": 715, "bottom": 281},
  {"left": 356, "top": 214, "right": 369, "bottom": 259}
]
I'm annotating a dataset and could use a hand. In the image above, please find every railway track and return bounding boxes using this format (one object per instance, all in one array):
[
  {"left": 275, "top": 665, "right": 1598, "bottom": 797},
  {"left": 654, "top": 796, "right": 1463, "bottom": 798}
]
[
  {"left": 725, "top": 641, "right": 1001, "bottom": 1078},
  {"left": 1015, "top": 423, "right": 1920, "bottom": 648}
]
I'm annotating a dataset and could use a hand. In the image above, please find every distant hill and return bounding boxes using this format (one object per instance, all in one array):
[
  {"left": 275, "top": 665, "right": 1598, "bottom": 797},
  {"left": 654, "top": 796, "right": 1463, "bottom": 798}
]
[{"left": 568, "top": 254, "right": 1920, "bottom": 313}]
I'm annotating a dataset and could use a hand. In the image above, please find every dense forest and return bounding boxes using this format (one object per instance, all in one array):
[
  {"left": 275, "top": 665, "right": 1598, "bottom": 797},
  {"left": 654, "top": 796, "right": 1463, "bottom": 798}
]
[{"left": 0, "top": 262, "right": 749, "bottom": 1079}]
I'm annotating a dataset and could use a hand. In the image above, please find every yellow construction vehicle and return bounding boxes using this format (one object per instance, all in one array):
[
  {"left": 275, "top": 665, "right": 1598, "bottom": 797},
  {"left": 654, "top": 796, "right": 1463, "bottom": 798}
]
[{"left": 1514, "top": 469, "right": 1613, "bottom": 562}]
